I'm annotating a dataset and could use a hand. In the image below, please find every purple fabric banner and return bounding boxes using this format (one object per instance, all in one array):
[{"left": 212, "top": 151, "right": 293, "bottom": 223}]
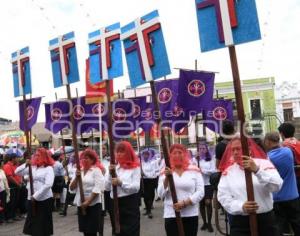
[
  {"left": 177, "top": 70, "right": 215, "bottom": 113},
  {"left": 45, "top": 100, "right": 71, "bottom": 133},
  {"left": 155, "top": 79, "right": 190, "bottom": 132},
  {"left": 19, "top": 97, "right": 42, "bottom": 132},
  {"left": 203, "top": 99, "right": 234, "bottom": 133},
  {"left": 112, "top": 99, "right": 135, "bottom": 139},
  {"left": 71, "top": 97, "right": 108, "bottom": 134},
  {"left": 131, "top": 96, "right": 155, "bottom": 132}
]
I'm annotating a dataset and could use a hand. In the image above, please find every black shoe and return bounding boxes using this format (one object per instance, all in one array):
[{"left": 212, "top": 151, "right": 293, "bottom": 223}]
[
  {"left": 155, "top": 197, "right": 161, "bottom": 202},
  {"left": 13, "top": 217, "right": 21, "bottom": 221},
  {"left": 143, "top": 211, "right": 149, "bottom": 216},
  {"left": 200, "top": 223, "right": 208, "bottom": 231},
  {"left": 59, "top": 211, "right": 67, "bottom": 216},
  {"left": 207, "top": 224, "right": 214, "bottom": 233},
  {"left": 148, "top": 213, "right": 153, "bottom": 219}
]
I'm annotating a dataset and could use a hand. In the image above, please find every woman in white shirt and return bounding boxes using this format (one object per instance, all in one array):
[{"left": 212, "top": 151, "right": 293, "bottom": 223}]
[
  {"left": 69, "top": 148, "right": 105, "bottom": 236},
  {"left": 198, "top": 142, "right": 216, "bottom": 233},
  {"left": 105, "top": 141, "right": 141, "bottom": 236},
  {"left": 158, "top": 144, "right": 204, "bottom": 236},
  {"left": 0, "top": 160, "right": 9, "bottom": 223},
  {"left": 140, "top": 148, "right": 160, "bottom": 218},
  {"left": 15, "top": 148, "right": 55, "bottom": 236},
  {"left": 217, "top": 137, "right": 282, "bottom": 236}
]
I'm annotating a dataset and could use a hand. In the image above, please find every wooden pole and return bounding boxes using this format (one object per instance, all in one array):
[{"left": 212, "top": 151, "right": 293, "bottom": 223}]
[
  {"left": 105, "top": 80, "right": 120, "bottom": 233},
  {"left": 66, "top": 84, "right": 86, "bottom": 215},
  {"left": 195, "top": 115, "right": 200, "bottom": 168},
  {"left": 22, "top": 94, "right": 35, "bottom": 215},
  {"left": 150, "top": 80, "right": 185, "bottom": 236},
  {"left": 228, "top": 46, "right": 257, "bottom": 236}
]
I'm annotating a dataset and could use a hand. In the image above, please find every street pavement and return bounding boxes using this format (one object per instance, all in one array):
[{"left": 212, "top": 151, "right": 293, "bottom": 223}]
[{"left": 0, "top": 200, "right": 227, "bottom": 236}]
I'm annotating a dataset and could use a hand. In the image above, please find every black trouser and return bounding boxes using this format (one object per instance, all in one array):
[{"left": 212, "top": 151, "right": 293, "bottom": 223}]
[
  {"left": 18, "top": 185, "right": 27, "bottom": 214},
  {"left": 274, "top": 198, "right": 300, "bottom": 235},
  {"left": 230, "top": 211, "right": 279, "bottom": 236},
  {"left": 6, "top": 187, "right": 19, "bottom": 220},
  {"left": 104, "top": 191, "right": 115, "bottom": 234},
  {"left": 143, "top": 178, "right": 157, "bottom": 212},
  {"left": 164, "top": 216, "right": 198, "bottom": 236},
  {"left": 0, "top": 191, "right": 7, "bottom": 221}
]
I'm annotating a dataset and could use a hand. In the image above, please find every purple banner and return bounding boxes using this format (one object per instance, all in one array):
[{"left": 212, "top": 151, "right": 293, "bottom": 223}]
[
  {"left": 203, "top": 99, "right": 234, "bottom": 133},
  {"left": 177, "top": 70, "right": 215, "bottom": 113},
  {"left": 19, "top": 97, "right": 42, "bottom": 132}
]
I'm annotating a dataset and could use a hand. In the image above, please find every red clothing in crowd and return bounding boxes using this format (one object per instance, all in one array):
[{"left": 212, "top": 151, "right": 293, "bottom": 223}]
[{"left": 3, "top": 161, "right": 22, "bottom": 185}]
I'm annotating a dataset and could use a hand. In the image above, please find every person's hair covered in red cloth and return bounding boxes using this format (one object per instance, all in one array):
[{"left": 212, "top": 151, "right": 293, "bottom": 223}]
[
  {"left": 80, "top": 148, "right": 105, "bottom": 172},
  {"left": 115, "top": 141, "right": 140, "bottom": 169},
  {"left": 31, "top": 148, "right": 55, "bottom": 167},
  {"left": 218, "top": 137, "right": 270, "bottom": 175},
  {"left": 169, "top": 144, "right": 200, "bottom": 172}
]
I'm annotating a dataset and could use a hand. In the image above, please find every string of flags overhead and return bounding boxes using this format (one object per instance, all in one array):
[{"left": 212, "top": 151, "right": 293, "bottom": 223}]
[{"left": 12, "top": 0, "right": 262, "bottom": 138}]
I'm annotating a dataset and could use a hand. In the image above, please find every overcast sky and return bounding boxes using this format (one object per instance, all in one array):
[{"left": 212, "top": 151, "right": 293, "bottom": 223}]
[{"left": 0, "top": 0, "right": 299, "bottom": 121}]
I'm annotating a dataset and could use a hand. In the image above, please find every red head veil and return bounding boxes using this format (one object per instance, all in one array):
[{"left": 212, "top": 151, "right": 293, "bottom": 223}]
[
  {"left": 115, "top": 141, "right": 140, "bottom": 169},
  {"left": 31, "top": 148, "right": 55, "bottom": 167},
  {"left": 80, "top": 148, "right": 105, "bottom": 171},
  {"left": 218, "top": 137, "right": 267, "bottom": 174},
  {"left": 169, "top": 144, "right": 200, "bottom": 172}
]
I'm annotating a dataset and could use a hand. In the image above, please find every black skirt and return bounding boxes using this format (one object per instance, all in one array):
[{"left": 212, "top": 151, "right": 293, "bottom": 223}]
[
  {"left": 110, "top": 193, "right": 140, "bottom": 236},
  {"left": 77, "top": 203, "right": 102, "bottom": 234},
  {"left": 204, "top": 185, "right": 214, "bottom": 199},
  {"left": 164, "top": 216, "right": 198, "bottom": 236},
  {"left": 23, "top": 198, "right": 53, "bottom": 236},
  {"left": 52, "top": 176, "right": 65, "bottom": 194},
  {"left": 230, "top": 211, "right": 280, "bottom": 236}
]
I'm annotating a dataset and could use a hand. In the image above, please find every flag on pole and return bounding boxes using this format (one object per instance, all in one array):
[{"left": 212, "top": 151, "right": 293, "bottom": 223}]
[
  {"left": 11, "top": 47, "right": 32, "bottom": 97},
  {"left": 131, "top": 96, "right": 155, "bottom": 132},
  {"left": 155, "top": 79, "right": 190, "bottom": 132},
  {"left": 177, "top": 70, "right": 215, "bottom": 113},
  {"left": 85, "top": 59, "right": 114, "bottom": 104},
  {"left": 203, "top": 99, "right": 234, "bottom": 133},
  {"left": 19, "top": 97, "right": 42, "bottom": 131},
  {"left": 45, "top": 100, "right": 71, "bottom": 133},
  {"left": 88, "top": 22, "right": 123, "bottom": 83},
  {"left": 72, "top": 97, "right": 108, "bottom": 134},
  {"left": 112, "top": 99, "right": 135, "bottom": 139},
  {"left": 195, "top": 0, "right": 261, "bottom": 52},
  {"left": 49, "top": 31, "right": 80, "bottom": 88},
  {"left": 121, "top": 10, "right": 171, "bottom": 88}
]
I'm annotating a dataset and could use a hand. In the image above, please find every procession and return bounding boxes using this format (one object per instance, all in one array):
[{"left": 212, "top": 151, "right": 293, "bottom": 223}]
[{"left": 0, "top": 0, "right": 299, "bottom": 236}]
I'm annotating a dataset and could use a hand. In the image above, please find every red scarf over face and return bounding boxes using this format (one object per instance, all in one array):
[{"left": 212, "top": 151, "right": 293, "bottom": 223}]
[
  {"left": 169, "top": 144, "right": 191, "bottom": 171},
  {"left": 32, "top": 148, "right": 55, "bottom": 167},
  {"left": 80, "top": 148, "right": 105, "bottom": 171},
  {"left": 218, "top": 138, "right": 267, "bottom": 174},
  {"left": 115, "top": 141, "right": 140, "bottom": 169}
]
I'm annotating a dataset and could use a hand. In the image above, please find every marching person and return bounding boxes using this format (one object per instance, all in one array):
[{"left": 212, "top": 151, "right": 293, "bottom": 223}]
[
  {"left": 15, "top": 148, "right": 55, "bottom": 236},
  {"left": 101, "top": 143, "right": 116, "bottom": 235},
  {"left": 105, "top": 141, "right": 141, "bottom": 236},
  {"left": 52, "top": 152, "right": 65, "bottom": 212},
  {"left": 217, "top": 137, "right": 283, "bottom": 236},
  {"left": 69, "top": 148, "right": 105, "bottom": 236},
  {"left": 140, "top": 148, "right": 160, "bottom": 219},
  {"left": 3, "top": 153, "right": 22, "bottom": 223},
  {"left": 158, "top": 144, "right": 204, "bottom": 236},
  {"left": 264, "top": 132, "right": 300, "bottom": 235},
  {"left": 198, "top": 142, "right": 216, "bottom": 233},
  {"left": 0, "top": 159, "right": 10, "bottom": 224}
]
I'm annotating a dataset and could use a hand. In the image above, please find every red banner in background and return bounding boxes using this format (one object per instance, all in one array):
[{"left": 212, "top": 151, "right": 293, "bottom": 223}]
[{"left": 85, "top": 59, "right": 114, "bottom": 104}]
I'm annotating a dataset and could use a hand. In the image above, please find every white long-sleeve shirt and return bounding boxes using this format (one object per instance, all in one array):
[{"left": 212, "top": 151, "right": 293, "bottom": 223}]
[
  {"left": 0, "top": 169, "right": 9, "bottom": 193},
  {"left": 70, "top": 167, "right": 104, "bottom": 207},
  {"left": 15, "top": 163, "right": 54, "bottom": 201},
  {"left": 199, "top": 159, "right": 216, "bottom": 186},
  {"left": 217, "top": 159, "right": 283, "bottom": 216},
  {"left": 142, "top": 159, "right": 160, "bottom": 179},
  {"left": 158, "top": 167, "right": 204, "bottom": 218},
  {"left": 105, "top": 165, "right": 141, "bottom": 198}
]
